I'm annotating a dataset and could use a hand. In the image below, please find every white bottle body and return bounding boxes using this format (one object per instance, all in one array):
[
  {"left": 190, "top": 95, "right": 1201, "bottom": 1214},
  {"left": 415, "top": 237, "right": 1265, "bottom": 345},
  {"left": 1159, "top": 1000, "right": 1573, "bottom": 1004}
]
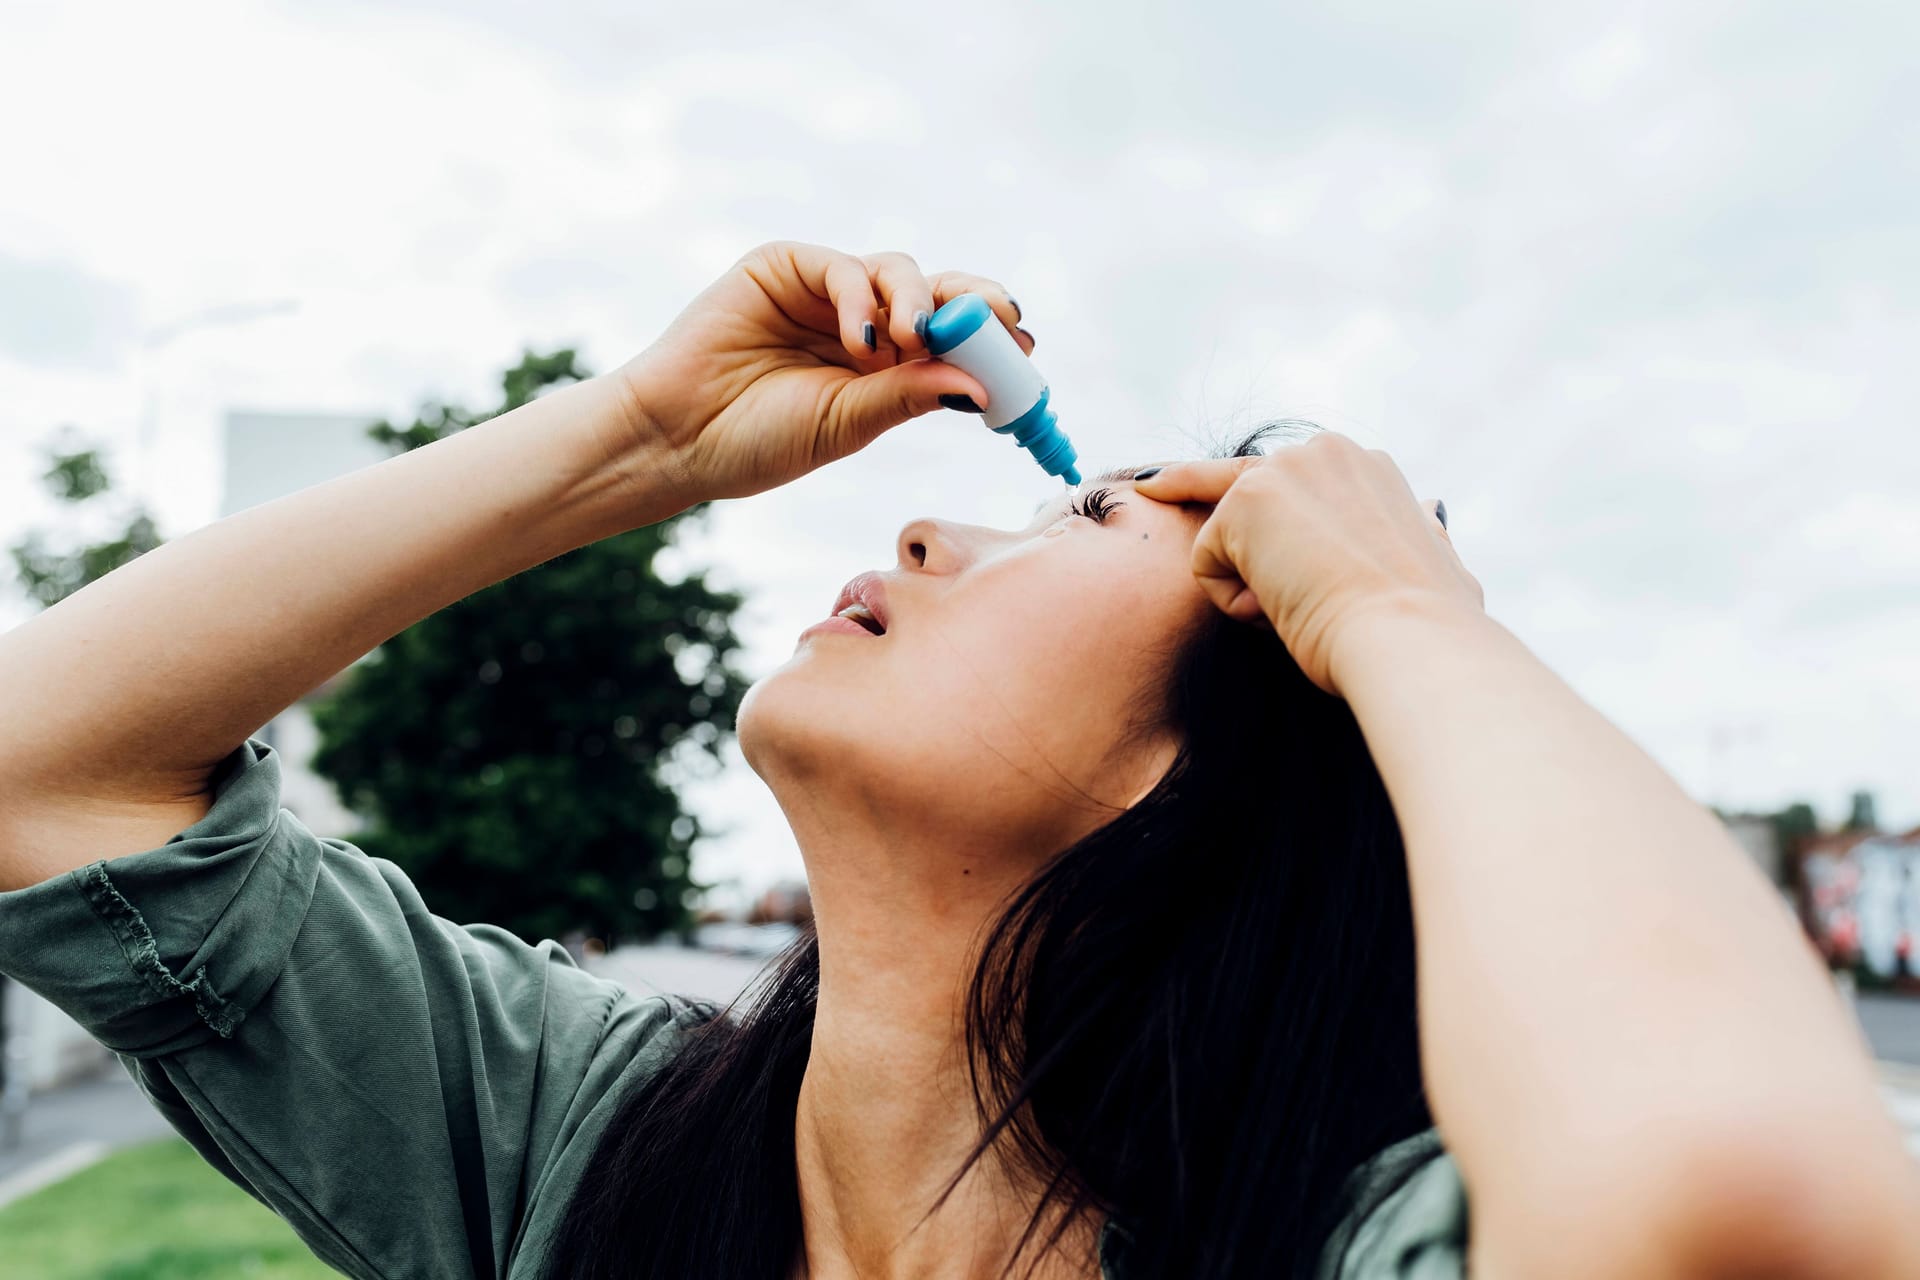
[{"left": 935, "top": 315, "right": 1048, "bottom": 430}]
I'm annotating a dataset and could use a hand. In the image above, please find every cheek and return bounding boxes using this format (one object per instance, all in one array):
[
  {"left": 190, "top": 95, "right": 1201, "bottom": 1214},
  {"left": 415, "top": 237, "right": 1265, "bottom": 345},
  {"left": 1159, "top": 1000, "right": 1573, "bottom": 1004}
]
[{"left": 932, "top": 566, "right": 1184, "bottom": 754}]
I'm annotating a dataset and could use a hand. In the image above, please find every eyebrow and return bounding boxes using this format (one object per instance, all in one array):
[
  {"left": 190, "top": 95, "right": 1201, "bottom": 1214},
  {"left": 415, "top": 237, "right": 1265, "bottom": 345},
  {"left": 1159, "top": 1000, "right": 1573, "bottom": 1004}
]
[{"left": 1029, "top": 465, "right": 1149, "bottom": 516}]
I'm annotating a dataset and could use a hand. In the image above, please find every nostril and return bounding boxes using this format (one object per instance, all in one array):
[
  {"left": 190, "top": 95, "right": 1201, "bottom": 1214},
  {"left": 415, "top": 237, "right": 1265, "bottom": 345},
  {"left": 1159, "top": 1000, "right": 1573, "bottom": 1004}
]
[{"left": 909, "top": 541, "right": 926, "bottom": 567}]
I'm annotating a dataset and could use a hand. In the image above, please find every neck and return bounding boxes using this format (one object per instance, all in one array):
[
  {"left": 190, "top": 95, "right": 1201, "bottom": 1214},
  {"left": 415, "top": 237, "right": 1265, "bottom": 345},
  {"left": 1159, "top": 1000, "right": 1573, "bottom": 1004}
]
[{"left": 779, "top": 797, "right": 1100, "bottom": 1279}]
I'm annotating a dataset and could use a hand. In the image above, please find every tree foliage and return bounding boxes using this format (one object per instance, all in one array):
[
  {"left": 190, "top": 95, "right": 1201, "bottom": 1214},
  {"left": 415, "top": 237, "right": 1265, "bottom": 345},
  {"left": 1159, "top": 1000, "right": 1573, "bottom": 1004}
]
[
  {"left": 9, "top": 443, "right": 164, "bottom": 608},
  {"left": 308, "top": 350, "right": 749, "bottom": 946}
]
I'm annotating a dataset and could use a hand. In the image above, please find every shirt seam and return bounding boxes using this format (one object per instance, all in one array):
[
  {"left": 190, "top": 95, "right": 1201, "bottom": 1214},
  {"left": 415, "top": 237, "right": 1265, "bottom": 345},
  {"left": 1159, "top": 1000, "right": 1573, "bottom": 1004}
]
[{"left": 75, "top": 859, "right": 247, "bottom": 1039}]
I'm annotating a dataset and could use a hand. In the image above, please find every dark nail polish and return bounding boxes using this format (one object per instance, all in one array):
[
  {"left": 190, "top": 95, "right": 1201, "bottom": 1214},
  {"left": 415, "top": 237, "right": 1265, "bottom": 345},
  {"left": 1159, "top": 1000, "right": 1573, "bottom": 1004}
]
[
  {"left": 862, "top": 321, "right": 877, "bottom": 352},
  {"left": 938, "top": 393, "right": 985, "bottom": 414},
  {"left": 1016, "top": 326, "right": 1035, "bottom": 349},
  {"left": 1132, "top": 465, "right": 1163, "bottom": 481},
  {"left": 913, "top": 311, "right": 930, "bottom": 344},
  {"left": 1435, "top": 499, "right": 1448, "bottom": 530},
  {"left": 1007, "top": 295, "right": 1022, "bottom": 322}
]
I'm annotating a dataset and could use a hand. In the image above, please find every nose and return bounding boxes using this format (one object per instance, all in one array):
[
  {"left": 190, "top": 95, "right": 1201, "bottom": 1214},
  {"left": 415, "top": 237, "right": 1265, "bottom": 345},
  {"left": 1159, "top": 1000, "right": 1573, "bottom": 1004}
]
[{"left": 895, "top": 517, "right": 994, "bottom": 573}]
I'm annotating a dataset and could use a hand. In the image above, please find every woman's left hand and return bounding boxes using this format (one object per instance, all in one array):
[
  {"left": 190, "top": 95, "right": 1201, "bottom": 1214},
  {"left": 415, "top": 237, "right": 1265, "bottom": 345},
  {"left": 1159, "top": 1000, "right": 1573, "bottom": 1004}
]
[
  {"left": 1133, "top": 433, "right": 1481, "bottom": 696},
  {"left": 613, "top": 240, "right": 1029, "bottom": 504}
]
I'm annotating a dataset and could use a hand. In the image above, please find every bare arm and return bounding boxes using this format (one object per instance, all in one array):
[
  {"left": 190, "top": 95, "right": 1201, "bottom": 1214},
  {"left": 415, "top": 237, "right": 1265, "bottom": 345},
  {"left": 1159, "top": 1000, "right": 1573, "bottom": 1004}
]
[
  {"left": 0, "top": 374, "right": 674, "bottom": 890},
  {"left": 1138, "top": 438, "right": 1920, "bottom": 1277},
  {"left": 0, "top": 240, "right": 1014, "bottom": 893},
  {"left": 1340, "top": 605, "right": 1920, "bottom": 1278}
]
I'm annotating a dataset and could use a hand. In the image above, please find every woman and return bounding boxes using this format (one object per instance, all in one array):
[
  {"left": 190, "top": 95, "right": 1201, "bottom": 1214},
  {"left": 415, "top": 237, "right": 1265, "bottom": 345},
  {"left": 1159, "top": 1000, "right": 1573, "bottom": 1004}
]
[{"left": 0, "top": 242, "right": 1914, "bottom": 1279}]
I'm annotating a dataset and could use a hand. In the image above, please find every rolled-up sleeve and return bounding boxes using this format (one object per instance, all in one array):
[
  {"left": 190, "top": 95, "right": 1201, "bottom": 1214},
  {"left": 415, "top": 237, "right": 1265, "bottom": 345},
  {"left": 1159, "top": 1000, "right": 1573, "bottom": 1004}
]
[{"left": 0, "top": 736, "right": 692, "bottom": 1279}]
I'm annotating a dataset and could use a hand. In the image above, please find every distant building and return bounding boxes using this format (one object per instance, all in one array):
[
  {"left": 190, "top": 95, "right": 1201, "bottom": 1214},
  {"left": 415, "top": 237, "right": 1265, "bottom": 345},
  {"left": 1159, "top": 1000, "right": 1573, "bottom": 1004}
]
[
  {"left": 222, "top": 409, "right": 391, "bottom": 517},
  {"left": 222, "top": 408, "right": 388, "bottom": 840},
  {"left": 746, "top": 879, "right": 813, "bottom": 926},
  {"left": 1799, "top": 829, "right": 1920, "bottom": 979}
]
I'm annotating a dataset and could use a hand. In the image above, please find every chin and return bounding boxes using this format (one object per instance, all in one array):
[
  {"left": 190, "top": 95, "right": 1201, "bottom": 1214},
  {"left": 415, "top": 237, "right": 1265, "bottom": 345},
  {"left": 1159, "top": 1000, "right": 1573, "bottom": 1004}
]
[{"left": 736, "top": 663, "right": 878, "bottom": 786}]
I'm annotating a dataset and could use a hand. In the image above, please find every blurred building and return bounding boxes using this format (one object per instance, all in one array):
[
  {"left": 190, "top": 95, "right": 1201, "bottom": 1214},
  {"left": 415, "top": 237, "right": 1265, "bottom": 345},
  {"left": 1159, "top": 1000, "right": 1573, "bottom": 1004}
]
[
  {"left": 221, "top": 409, "right": 387, "bottom": 838},
  {"left": 1800, "top": 829, "right": 1920, "bottom": 980},
  {"left": 746, "top": 878, "right": 813, "bottom": 926}
]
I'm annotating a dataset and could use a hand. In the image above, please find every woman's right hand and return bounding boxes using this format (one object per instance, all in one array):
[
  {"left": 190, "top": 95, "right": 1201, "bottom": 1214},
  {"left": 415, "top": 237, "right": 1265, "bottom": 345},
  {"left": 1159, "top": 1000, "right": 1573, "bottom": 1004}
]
[
  {"left": 1132, "top": 433, "right": 1483, "bottom": 696},
  {"left": 612, "top": 241, "right": 1029, "bottom": 505}
]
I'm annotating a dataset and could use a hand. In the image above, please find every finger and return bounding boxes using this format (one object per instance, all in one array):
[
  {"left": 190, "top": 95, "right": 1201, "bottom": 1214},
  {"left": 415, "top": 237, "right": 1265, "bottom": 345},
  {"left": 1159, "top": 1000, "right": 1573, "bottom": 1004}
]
[
  {"left": 1192, "top": 559, "right": 1267, "bottom": 626},
  {"left": 863, "top": 252, "right": 939, "bottom": 354},
  {"left": 1187, "top": 510, "right": 1264, "bottom": 620},
  {"left": 1131, "top": 455, "right": 1264, "bottom": 506},
  {"left": 817, "top": 360, "right": 991, "bottom": 463},
  {"left": 775, "top": 242, "right": 885, "bottom": 361},
  {"left": 927, "top": 270, "right": 1022, "bottom": 338}
]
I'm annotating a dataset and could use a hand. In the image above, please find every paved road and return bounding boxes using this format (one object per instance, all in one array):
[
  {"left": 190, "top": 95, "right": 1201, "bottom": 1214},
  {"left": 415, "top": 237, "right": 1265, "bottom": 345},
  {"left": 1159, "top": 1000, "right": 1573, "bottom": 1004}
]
[{"left": 1857, "top": 993, "right": 1920, "bottom": 1067}]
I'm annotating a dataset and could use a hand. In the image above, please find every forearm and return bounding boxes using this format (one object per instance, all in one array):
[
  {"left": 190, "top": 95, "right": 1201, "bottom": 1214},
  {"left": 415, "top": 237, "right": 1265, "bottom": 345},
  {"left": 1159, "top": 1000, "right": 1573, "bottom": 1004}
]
[
  {"left": 1337, "top": 605, "right": 1920, "bottom": 1272},
  {"left": 0, "top": 372, "right": 679, "bottom": 804}
]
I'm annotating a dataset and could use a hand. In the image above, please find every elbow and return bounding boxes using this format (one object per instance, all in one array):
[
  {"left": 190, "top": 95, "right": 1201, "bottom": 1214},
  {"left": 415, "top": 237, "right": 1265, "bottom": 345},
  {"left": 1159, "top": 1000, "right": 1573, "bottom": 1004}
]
[
  {"left": 1507, "top": 1116, "right": 1920, "bottom": 1279},
  {"left": 1653, "top": 1128, "right": 1920, "bottom": 1279}
]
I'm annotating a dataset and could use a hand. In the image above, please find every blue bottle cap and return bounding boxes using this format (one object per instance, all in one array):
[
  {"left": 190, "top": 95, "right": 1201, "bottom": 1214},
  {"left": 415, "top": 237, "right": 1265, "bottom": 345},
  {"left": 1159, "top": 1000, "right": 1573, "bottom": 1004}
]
[{"left": 923, "top": 293, "right": 993, "bottom": 355}]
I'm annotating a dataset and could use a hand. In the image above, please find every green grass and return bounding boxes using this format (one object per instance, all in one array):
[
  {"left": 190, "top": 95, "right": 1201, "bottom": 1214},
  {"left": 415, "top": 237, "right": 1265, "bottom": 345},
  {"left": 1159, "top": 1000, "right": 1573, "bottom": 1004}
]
[{"left": 0, "top": 1138, "right": 338, "bottom": 1279}]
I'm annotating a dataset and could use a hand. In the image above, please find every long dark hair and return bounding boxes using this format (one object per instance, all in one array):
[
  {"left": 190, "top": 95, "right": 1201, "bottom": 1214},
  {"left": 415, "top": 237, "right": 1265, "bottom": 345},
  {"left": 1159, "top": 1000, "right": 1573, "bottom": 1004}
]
[{"left": 541, "top": 424, "right": 1434, "bottom": 1278}]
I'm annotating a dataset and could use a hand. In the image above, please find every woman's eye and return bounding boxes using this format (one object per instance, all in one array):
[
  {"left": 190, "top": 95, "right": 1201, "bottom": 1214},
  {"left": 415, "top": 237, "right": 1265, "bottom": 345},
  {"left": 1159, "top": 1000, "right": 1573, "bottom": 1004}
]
[{"left": 1068, "top": 486, "right": 1124, "bottom": 524}]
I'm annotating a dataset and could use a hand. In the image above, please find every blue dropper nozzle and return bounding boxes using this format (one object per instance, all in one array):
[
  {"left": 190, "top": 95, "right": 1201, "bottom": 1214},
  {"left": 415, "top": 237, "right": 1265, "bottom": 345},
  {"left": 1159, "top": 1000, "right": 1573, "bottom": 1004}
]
[
  {"left": 996, "top": 388, "right": 1080, "bottom": 486},
  {"left": 924, "top": 293, "right": 1081, "bottom": 486}
]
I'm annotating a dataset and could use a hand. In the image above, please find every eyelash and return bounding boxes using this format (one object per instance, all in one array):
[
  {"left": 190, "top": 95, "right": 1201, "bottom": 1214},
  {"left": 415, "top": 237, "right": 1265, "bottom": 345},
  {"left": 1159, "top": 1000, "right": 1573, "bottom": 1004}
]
[{"left": 1068, "top": 486, "right": 1124, "bottom": 523}]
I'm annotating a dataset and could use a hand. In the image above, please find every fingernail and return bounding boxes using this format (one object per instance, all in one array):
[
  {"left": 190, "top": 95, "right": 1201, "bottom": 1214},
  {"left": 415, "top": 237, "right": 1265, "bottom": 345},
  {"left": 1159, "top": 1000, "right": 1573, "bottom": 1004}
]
[
  {"left": 1435, "top": 499, "right": 1448, "bottom": 529},
  {"left": 1016, "top": 326, "right": 1035, "bottom": 349},
  {"left": 1008, "top": 295, "right": 1022, "bottom": 322},
  {"left": 913, "top": 311, "right": 930, "bottom": 345},
  {"left": 862, "top": 321, "right": 877, "bottom": 352},
  {"left": 1132, "top": 465, "right": 1164, "bottom": 481},
  {"left": 939, "top": 393, "right": 985, "bottom": 414}
]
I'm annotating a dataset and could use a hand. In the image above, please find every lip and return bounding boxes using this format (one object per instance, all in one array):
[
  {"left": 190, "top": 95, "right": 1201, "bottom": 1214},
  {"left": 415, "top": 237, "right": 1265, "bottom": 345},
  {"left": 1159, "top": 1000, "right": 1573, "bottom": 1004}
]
[
  {"left": 825, "top": 571, "right": 891, "bottom": 635},
  {"left": 798, "top": 615, "right": 880, "bottom": 642}
]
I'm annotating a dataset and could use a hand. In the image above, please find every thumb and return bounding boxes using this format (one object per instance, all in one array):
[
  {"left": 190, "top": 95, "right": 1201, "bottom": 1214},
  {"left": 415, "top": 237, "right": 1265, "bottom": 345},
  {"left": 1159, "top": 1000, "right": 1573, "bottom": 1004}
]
[{"left": 821, "top": 360, "right": 990, "bottom": 461}]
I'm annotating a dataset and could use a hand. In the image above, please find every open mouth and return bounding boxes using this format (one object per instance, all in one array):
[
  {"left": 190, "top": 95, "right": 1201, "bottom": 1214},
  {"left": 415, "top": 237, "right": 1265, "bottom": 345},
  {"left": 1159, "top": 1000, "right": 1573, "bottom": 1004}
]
[{"left": 836, "top": 603, "right": 886, "bottom": 636}]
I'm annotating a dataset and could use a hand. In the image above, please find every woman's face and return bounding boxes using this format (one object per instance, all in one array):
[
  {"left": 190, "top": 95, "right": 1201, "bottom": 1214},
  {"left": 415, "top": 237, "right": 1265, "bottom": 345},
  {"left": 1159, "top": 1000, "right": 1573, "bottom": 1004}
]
[{"left": 739, "top": 467, "right": 1215, "bottom": 874}]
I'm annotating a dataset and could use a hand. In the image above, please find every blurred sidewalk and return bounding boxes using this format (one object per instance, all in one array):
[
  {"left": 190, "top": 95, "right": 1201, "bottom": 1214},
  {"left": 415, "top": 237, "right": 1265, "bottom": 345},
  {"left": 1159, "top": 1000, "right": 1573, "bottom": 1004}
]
[{"left": 0, "top": 1060, "right": 171, "bottom": 1208}]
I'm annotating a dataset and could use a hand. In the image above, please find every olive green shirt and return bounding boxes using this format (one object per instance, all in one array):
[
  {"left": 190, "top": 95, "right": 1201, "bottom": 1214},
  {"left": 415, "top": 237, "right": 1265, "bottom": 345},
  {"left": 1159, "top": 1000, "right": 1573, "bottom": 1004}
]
[{"left": 0, "top": 739, "right": 1468, "bottom": 1278}]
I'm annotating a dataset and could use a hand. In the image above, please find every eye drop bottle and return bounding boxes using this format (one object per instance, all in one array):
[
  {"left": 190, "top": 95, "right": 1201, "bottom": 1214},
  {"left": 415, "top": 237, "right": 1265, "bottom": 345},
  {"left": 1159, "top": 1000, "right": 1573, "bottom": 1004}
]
[{"left": 924, "top": 293, "right": 1082, "bottom": 486}]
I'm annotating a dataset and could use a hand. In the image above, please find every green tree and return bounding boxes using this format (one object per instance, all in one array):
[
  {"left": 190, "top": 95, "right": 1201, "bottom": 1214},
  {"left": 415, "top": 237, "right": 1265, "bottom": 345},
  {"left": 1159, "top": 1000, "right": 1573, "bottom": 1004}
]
[
  {"left": 309, "top": 350, "right": 749, "bottom": 946},
  {"left": 1767, "top": 802, "right": 1820, "bottom": 859},
  {"left": 1843, "top": 791, "right": 1878, "bottom": 833},
  {"left": 9, "top": 440, "right": 163, "bottom": 608}
]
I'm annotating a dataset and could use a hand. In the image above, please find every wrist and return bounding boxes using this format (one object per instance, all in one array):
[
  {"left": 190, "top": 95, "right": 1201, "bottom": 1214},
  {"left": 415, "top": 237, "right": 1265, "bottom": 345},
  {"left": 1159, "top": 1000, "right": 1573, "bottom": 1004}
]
[
  {"left": 1324, "top": 593, "right": 1504, "bottom": 696},
  {"left": 590, "top": 363, "right": 700, "bottom": 523}
]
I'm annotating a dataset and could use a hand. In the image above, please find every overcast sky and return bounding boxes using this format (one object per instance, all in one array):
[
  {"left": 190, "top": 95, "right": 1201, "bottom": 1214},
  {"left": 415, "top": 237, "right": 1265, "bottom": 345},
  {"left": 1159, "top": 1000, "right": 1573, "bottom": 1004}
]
[{"left": 3, "top": 0, "right": 1916, "bottom": 896}]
